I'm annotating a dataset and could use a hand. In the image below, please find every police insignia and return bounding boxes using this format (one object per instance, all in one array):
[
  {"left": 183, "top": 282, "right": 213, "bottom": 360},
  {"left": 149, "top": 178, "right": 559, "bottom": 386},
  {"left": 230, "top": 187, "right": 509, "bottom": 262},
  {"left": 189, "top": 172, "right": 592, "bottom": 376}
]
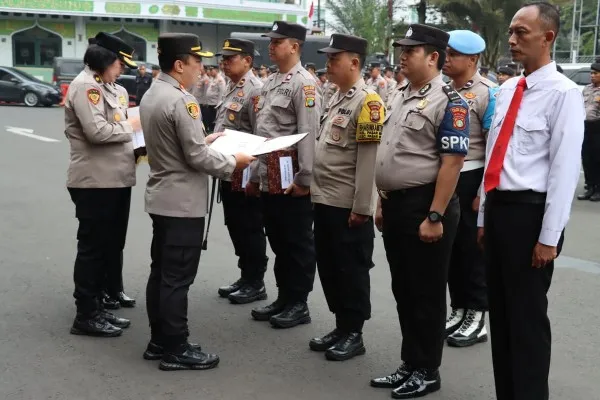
[
  {"left": 229, "top": 102, "right": 239, "bottom": 111},
  {"left": 379, "top": 81, "right": 385, "bottom": 88},
  {"left": 252, "top": 95, "right": 260, "bottom": 113},
  {"left": 450, "top": 106, "right": 468, "bottom": 130},
  {"left": 356, "top": 93, "right": 384, "bottom": 142},
  {"left": 464, "top": 92, "right": 476, "bottom": 99},
  {"left": 419, "top": 84, "right": 431, "bottom": 95},
  {"left": 367, "top": 101, "right": 382, "bottom": 122},
  {"left": 87, "top": 88, "right": 101, "bottom": 105},
  {"left": 119, "top": 95, "right": 127, "bottom": 106},
  {"left": 114, "top": 114, "right": 121, "bottom": 122},
  {"left": 94, "top": 75, "right": 101, "bottom": 83},
  {"left": 186, "top": 102, "right": 200, "bottom": 119},
  {"left": 595, "top": 96, "right": 600, "bottom": 102},
  {"left": 237, "top": 90, "right": 244, "bottom": 97},
  {"left": 303, "top": 85, "right": 316, "bottom": 96},
  {"left": 285, "top": 73, "right": 293, "bottom": 82},
  {"left": 224, "top": 40, "right": 230, "bottom": 48},
  {"left": 332, "top": 115, "right": 345, "bottom": 125},
  {"left": 464, "top": 80, "right": 474, "bottom": 88},
  {"left": 305, "top": 97, "right": 316, "bottom": 108},
  {"left": 228, "top": 113, "right": 235, "bottom": 121},
  {"left": 331, "top": 130, "right": 340, "bottom": 141},
  {"left": 416, "top": 98, "right": 428, "bottom": 109},
  {"left": 237, "top": 78, "right": 246, "bottom": 88}
]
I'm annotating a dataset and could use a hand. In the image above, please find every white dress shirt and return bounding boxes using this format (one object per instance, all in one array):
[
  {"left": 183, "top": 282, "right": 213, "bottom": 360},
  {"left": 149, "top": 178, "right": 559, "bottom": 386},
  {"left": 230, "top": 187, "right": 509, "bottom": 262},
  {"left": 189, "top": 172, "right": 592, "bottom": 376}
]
[{"left": 477, "top": 61, "right": 585, "bottom": 246}]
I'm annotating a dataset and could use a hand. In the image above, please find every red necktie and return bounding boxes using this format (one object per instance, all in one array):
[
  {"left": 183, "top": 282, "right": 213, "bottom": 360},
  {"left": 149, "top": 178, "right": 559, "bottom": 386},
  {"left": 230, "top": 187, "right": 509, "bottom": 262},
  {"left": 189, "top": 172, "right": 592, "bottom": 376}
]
[{"left": 484, "top": 77, "right": 527, "bottom": 193}]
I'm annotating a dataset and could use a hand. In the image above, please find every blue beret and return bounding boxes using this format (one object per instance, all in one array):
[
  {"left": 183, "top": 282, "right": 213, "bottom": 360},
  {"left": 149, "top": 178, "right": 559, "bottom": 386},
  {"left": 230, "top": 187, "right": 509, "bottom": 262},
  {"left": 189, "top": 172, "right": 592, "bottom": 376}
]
[{"left": 448, "top": 30, "right": 486, "bottom": 55}]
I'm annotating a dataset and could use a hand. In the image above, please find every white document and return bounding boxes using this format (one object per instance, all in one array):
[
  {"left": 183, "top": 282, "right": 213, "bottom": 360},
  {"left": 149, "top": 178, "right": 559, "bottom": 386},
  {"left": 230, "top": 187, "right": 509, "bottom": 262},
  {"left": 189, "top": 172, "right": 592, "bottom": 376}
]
[
  {"left": 127, "top": 106, "right": 145, "bottom": 149},
  {"left": 241, "top": 167, "right": 250, "bottom": 189},
  {"left": 210, "top": 129, "right": 308, "bottom": 156},
  {"left": 279, "top": 156, "right": 294, "bottom": 190}
]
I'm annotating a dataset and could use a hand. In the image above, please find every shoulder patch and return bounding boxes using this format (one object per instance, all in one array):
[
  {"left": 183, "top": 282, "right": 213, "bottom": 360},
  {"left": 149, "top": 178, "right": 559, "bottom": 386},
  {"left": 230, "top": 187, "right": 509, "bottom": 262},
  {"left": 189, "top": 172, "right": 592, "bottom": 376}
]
[
  {"left": 186, "top": 102, "right": 200, "bottom": 119},
  {"left": 442, "top": 85, "right": 462, "bottom": 103},
  {"left": 87, "top": 88, "right": 101, "bottom": 105},
  {"left": 450, "top": 106, "right": 468, "bottom": 130},
  {"left": 356, "top": 93, "right": 384, "bottom": 143}
]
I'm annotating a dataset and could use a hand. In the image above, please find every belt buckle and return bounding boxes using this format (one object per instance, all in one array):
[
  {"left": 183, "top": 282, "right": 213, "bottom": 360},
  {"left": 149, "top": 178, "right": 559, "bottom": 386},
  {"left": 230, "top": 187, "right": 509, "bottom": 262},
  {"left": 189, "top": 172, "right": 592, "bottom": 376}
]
[{"left": 378, "top": 189, "right": 388, "bottom": 200}]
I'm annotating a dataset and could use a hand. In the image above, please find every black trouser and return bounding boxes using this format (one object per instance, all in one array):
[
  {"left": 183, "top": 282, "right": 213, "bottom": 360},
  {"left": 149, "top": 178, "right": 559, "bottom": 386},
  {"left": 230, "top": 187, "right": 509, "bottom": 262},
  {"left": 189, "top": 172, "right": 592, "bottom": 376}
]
[
  {"left": 221, "top": 181, "right": 268, "bottom": 281},
  {"left": 314, "top": 204, "right": 374, "bottom": 333},
  {"left": 582, "top": 120, "right": 600, "bottom": 186},
  {"left": 146, "top": 214, "right": 205, "bottom": 349},
  {"left": 484, "top": 190, "right": 562, "bottom": 400},
  {"left": 448, "top": 167, "right": 488, "bottom": 311},
  {"left": 68, "top": 187, "right": 132, "bottom": 319},
  {"left": 381, "top": 183, "right": 459, "bottom": 369},
  {"left": 261, "top": 193, "right": 316, "bottom": 303},
  {"left": 200, "top": 105, "right": 217, "bottom": 133}
]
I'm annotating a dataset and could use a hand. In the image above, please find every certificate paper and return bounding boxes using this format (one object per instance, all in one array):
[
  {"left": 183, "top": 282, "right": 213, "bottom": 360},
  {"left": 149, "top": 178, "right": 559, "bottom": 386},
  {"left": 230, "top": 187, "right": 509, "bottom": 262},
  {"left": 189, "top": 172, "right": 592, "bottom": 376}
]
[
  {"left": 210, "top": 129, "right": 308, "bottom": 156},
  {"left": 279, "top": 156, "right": 294, "bottom": 189},
  {"left": 127, "top": 106, "right": 145, "bottom": 149}
]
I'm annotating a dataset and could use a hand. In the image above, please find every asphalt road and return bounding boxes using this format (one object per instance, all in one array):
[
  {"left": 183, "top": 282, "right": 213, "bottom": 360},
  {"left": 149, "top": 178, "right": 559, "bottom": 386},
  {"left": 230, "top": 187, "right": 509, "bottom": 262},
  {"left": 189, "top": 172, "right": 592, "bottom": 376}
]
[{"left": 0, "top": 105, "right": 599, "bottom": 400}]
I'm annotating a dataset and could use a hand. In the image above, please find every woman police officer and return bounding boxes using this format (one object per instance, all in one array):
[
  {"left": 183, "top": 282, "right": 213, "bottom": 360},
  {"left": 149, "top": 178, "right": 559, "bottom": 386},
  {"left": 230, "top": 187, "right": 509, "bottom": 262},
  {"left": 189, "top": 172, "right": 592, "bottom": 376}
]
[{"left": 65, "top": 32, "right": 140, "bottom": 337}]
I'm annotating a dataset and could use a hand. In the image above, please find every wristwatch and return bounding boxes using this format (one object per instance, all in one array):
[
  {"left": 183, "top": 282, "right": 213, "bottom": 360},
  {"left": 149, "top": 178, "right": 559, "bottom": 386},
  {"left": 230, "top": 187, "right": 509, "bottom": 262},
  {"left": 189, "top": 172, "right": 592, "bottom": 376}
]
[{"left": 427, "top": 211, "right": 444, "bottom": 223}]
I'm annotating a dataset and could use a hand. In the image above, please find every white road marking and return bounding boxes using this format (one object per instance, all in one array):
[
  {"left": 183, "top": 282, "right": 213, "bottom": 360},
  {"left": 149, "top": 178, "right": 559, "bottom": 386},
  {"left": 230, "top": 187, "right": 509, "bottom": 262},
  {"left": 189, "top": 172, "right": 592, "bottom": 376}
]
[{"left": 4, "top": 126, "right": 60, "bottom": 143}]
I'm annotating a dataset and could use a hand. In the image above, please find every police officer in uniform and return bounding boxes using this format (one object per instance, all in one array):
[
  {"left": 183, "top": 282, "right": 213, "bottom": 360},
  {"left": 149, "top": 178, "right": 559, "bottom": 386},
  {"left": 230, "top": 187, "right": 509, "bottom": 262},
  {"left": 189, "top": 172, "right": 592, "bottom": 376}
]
[
  {"left": 135, "top": 64, "right": 153, "bottom": 105},
  {"left": 578, "top": 61, "right": 600, "bottom": 201},
  {"left": 201, "top": 64, "right": 225, "bottom": 132},
  {"left": 366, "top": 62, "right": 388, "bottom": 103},
  {"left": 139, "top": 33, "right": 254, "bottom": 370},
  {"left": 387, "top": 65, "right": 408, "bottom": 105},
  {"left": 370, "top": 25, "right": 469, "bottom": 398},
  {"left": 309, "top": 34, "right": 383, "bottom": 361},
  {"left": 213, "top": 38, "right": 269, "bottom": 304},
  {"left": 319, "top": 68, "right": 338, "bottom": 113},
  {"left": 246, "top": 21, "right": 320, "bottom": 329},
  {"left": 496, "top": 65, "right": 516, "bottom": 86},
  {"left": 66, "top": 32, "right": 141, "bottom": 337},
  {"left": 441, "top": 30, "right": 498, "bottom": 347}
]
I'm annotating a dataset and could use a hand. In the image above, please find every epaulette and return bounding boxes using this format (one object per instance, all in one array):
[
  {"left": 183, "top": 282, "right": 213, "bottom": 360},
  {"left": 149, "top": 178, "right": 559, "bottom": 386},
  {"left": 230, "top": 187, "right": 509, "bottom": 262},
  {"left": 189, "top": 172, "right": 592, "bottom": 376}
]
[{"left": 442, "top": 84, "right": 463, "bottom": 103}]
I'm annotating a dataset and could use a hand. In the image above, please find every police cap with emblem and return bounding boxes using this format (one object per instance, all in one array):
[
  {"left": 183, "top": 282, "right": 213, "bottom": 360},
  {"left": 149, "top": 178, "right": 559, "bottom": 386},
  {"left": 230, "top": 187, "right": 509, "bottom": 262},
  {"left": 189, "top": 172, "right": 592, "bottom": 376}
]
[
  {"left": 94, "top": 32, "right": 137, "bottom": 68},
  {"left": 216, "top": 38, "right": 255, "bottom": 57},
  {"left": 591, "top": 62, "right": 600, "bottom": 72},
  {"left": 448, "top": 30, "right": 486, "bottom": 55},
  {"left": 316, "top": 68, "right": 327, "bottom": 76},
  {"left": 157, "top": 33, "right": 214, "bottom": 59},
  {"left": 497, "top": 66, "right": 516, "bottom": 76},
  {"left": 393, "top": 24, "right": 449, "bottom": 50},
  {"left": 262, "top": 21, "right": 307, "bottom": 41},
  {"left": 318, "top": 34, "right": 368, "bottom": 55},
  {"left": 370, "top": 62, "right": 381, "bottom": 69}
]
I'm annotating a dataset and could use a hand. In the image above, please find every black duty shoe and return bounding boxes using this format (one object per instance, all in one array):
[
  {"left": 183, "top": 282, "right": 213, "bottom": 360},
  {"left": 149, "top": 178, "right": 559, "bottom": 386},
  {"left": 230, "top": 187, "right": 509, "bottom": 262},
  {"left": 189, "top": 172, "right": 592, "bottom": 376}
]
[
  {"left": 590, "top": 188, "right": 600, "bottom": 202},
  {"left": 228, "top": 282, "right": 268, "bottom": 304},
  {"left": 218, "top": 278, "right": 245, "bottom": 298},
  {"left": 143, "top": 341, "right": 202, "bottom": 361},
  {"left": 100, "top": 311, "right": 130, "bottom": 329},
  {"left": 117, "top": 292, "right": 136, "bottom": 308},
  {"left": 309, "top": 328, "right": 343, "bottom": 352},
  {"left": 370, "top": 362, "right": 414, "bottom": 388},
  {"left": 251, "top": 298, "right": 286, "bottom": 321},
  {"left": 578, "top": 186, "right": 595, "bottom": 200},
  {"left": 270, "top": 302, "right": 311, "bottom": 329},
  {"left": 70, "top": 315, "right": 123, "bottom": 337},
  {"left": 101, "top": 292, "right": 121, "bottom": 310},
  {"left": 391, "top": 369, "right": 441, "bottom": 399},
  {"left": 325, "top": 332, "right": 366, "bottom": 361},
  {"left": 445, "top": 308, "right": 464, "bottom": 338},
  {"left": 159, "top": 343, "right": 220, "bottom": 371},
  {"left": 447, "top": 310, "right": 488, "bottom": 347}
]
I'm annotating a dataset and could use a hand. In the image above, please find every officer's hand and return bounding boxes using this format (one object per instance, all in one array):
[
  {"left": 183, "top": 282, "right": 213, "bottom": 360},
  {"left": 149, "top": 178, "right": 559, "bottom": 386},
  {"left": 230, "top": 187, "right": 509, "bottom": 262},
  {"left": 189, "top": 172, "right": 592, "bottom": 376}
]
[
  {"left": 472, "top": 196, "right": 481, "bottom": 212},
  {"left": 532, "top": 242, "right": 557, "bottom": 268},
  {"left": 375, "top": 203, "right": 384, "bottom": 232},
  {"left": 477, "top": 227, "right": 485, "bottom": 250},
  {"left": 205, "top": 131, "right": 224, "bottom": 145},
  {"left": 245, "top": 181, "right": 260, "bottom": 198},
  {"left": 418, "top": 219, "right": 443, "bottom": 243},
  {"left": 127, "top": 115, "right": 141, "bottom": 131},
  {"left": 348, "top": 212, "right": 369, "bottom": 228},
  {"left": 233, "top": 152, "right": 255, "bottom": 170},
  {"left": 284, "top": 183, "right": 310, "bottom": 197}
]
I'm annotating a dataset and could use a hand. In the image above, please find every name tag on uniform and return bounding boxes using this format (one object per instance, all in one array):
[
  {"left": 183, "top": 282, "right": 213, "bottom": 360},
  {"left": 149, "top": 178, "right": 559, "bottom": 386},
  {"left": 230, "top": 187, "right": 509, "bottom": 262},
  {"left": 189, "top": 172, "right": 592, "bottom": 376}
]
[{"left": 279, "top": 156, "right": 294, "bottom": 189}]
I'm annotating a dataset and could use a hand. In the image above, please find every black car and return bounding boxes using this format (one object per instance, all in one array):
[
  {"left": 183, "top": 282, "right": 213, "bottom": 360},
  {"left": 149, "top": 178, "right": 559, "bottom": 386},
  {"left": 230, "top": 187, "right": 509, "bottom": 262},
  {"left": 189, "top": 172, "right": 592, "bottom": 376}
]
[{"left": 0, "top": 66, "right": 62, "bottom": 107}]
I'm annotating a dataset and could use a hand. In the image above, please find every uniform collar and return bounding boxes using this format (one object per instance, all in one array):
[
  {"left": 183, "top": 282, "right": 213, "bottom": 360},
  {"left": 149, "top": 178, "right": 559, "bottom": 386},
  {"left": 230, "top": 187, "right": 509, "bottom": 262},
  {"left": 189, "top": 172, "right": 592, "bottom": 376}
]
[
  {"left": 158, "top": 72, "right": 186, "bottom": 89},
  {"left": 452, "top": 72, "right": 482, "bottom": 91},
  {"left": 405, "top": 74, "right": 444, "bottom": 100},
  {"left": 524, "top": 61, "right": 557, "bottom": 89}
]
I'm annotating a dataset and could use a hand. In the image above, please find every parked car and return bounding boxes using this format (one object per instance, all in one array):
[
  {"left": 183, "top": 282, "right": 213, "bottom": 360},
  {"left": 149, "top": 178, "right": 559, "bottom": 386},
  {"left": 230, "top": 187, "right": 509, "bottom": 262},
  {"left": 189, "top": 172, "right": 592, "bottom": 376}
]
[
  {"left": 0, "top": 66, "right": 62, "bottom": 107},
  {"left": 52, "top": 57, "right": 85, "bottom": 86},
  {"left": 560, "top": 65, "right": 590, "bottom": 91}
]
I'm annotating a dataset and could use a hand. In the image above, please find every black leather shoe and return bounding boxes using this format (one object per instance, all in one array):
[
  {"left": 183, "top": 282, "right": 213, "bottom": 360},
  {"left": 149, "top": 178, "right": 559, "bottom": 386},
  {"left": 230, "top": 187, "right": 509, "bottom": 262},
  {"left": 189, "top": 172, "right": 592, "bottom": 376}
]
[
  {"left": 578, "top": 186, "right": 595, "bottom": 200},
  {"left": 391, "top": 369, "right": 441, "bottom": 399},
  {"left": 117, "top": 292, "right": 136, "bottom": 308},
  {"left": 70, "top": 315, "right": 123, "bottom": 337},
  {"left": 218, "top": 278, "right": 245, "bottom": 298},
  {"left": 101, "top": 292, "right": 121, "bottom": 310},
  {"left": 228, "top": 282, "right": 267, "bottom": 304},
  {"left": 370, "top": 362, "right": 413, "bottom": 388},
  {"left": 590, "top": 188, "right": 600, "bottom": 202},
  {"left": 159, "top": 343, "right": 219, "bottom": 371},
  {"left": 309, "top": 328, "right": 343, "bottom": 352},
  {"left": 251, "top": 298, "right": 286, "bottom": 321},
  {"left": 143, "top": 341, "right": 202, "bottom": 360},
  {"left": 270, "top": 301, "right": 311, "bottom": 329},
  {"left": 325, "top": 332, "right": 366, "bottom": 361},
  {"left": 100, "top": 311, "right": 130, "bottom": 329}
]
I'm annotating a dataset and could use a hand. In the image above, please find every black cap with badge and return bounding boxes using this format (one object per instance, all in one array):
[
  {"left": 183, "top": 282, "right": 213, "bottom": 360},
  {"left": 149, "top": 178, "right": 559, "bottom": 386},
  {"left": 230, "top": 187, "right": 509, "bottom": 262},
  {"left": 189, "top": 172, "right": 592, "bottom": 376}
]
[
  {"left": 216, "top": 38, "right": 255, "bottom": 57},
  {"left": 318, "top": 34, "right": 368, "bottom": 55},
  {"left": 157, "top": 33, "right": 214, "bottom": 59},
  {"left": 262, "top": 21, "right": 307, "bottom": 41},
  {"left": 95, "top": 32, "right": 137, "bottom": 68},
  {"left": 393, "top": 24, "right": 450, "bottom": 50}
]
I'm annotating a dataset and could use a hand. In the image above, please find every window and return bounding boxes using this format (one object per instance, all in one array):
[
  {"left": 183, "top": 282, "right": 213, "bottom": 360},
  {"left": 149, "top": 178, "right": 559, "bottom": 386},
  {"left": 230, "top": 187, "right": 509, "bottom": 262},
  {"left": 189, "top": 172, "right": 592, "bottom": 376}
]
[
  {"left": 574, "top": 71, "right": 591, "bottom": 86},
  {"left": 13, "top": 26, "right": 62, "bottom": 67},
  {"left": 0, "top": 70, "right": 17, "bottom": 82}
]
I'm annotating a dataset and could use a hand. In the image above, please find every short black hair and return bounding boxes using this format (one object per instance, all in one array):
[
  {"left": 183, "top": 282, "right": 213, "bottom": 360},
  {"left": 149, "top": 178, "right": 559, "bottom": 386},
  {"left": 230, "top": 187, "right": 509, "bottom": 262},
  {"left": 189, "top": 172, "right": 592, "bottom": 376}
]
[
  {"left": 347, "top": 52, "right": 366, "bottom": 69},
  {"left": 423, "top": 45, "right": 446, "bottom": 70},
  {"left": 524, "top": 2, "right": 560, "bottom": 40},
  {"left": 158, "top": 54, "right": 195, "bottom": 73},
  {"left": 83, "top": 45, "right": 118, "bottom": 73}
]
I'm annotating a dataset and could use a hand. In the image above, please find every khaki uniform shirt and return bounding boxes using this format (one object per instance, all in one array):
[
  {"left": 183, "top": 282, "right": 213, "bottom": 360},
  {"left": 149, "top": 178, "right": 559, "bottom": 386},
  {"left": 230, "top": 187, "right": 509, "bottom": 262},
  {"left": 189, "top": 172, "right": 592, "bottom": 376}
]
[
  {"left": 367, "top": 74, "right": 388, "bottom": 103},
  {"left": 191, "top": 74, "right": 209, "bottom": 104},
  {"left": 214, "top": 69, "right": 263, "bottom": 133},
  {"left": 321, "top": 81, "right": 338, "bottom": 114},
  {"left": 385, "top": 77, "right": 397, "bottom": 100},
  {"left": 251, "top": 62, "right": 321, "bottom": 190},
  {"left": 375, "top": 74, "right": 470, "bottom": 190},
  {"left": 583, "top": 84, "right": 600, "bottom": 121},
  {"left": 451, "top": 73, "right": 498, "bottom": 162},
  {"left": 64, "top": 67, "right": 135, "bottom": 188},
  {"left": 311, "top": 79, "right": 384, "bottom": 215},
  {"left": 140, "top": 73, "right": 236, "bottom": 218},
  {"left": 204, "top": 74, "right": 227, "bottom": 106}
]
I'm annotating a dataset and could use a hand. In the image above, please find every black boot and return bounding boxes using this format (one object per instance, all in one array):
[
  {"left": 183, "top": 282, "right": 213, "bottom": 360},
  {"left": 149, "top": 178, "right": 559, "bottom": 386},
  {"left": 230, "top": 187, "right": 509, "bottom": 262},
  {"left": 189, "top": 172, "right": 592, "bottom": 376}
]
[
  {"left": 578, "top": 186, "right": 595, "bottom": 200},
  {"left": 100, "top": 311, "right": 130, "bottom": 329},
  {"left": 159, "top": 343, "right": 220, "bottom": 371},
  {"left": 251, "top": 297, "right": 286, "bottom": 321},
  {"left": 101, "top": 292, "right": 120, "bottom": 310},
  {"left": 309, "top": 328, "right": 343, "bottom": 351},
  {"left": 218, "top": 278, "right": 245, "bottom": 298},
  {"left": 269, "top": 301, "right": 311, "bottom": 329},
  {"left": 590, "top": 186, "right": 600, "bottom": 202},
  {"left": 144, "top": 341, "right": 202, "bottom": 360},
  {"left": 70, "top": 314, "right": 123, "bottom": 337},
  {"left": 228, "top": 281, "right": 267, "bottom": 304},
  {"left": 325, "top": 332, "right": 366, "bottom": 361},
  {"left": 117, "top": 292, "right": 136, "bottom": 308},
  {"left": 391, "top": 369, "right": 441, "bottom": 399}
]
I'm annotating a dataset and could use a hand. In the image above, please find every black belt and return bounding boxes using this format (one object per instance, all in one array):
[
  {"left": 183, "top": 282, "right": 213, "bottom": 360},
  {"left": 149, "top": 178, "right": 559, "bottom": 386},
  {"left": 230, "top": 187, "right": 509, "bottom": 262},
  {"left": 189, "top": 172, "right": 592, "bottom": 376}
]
[
  {"left": 377, "top": 182, "right": 436, "bottom": 200},
  {"left": 201, "top": 104, "right": 217, "bottom": 108},
  {"left": 487, "top": 189, "right": 546, "bottom": 205}
]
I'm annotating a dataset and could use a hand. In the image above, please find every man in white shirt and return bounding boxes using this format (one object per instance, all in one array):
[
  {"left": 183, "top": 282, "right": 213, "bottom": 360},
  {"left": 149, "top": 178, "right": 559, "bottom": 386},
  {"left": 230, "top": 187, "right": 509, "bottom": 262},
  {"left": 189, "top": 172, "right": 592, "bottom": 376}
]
[{"left": 477, "top": 3, "right": 584, "bottom": 400}]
